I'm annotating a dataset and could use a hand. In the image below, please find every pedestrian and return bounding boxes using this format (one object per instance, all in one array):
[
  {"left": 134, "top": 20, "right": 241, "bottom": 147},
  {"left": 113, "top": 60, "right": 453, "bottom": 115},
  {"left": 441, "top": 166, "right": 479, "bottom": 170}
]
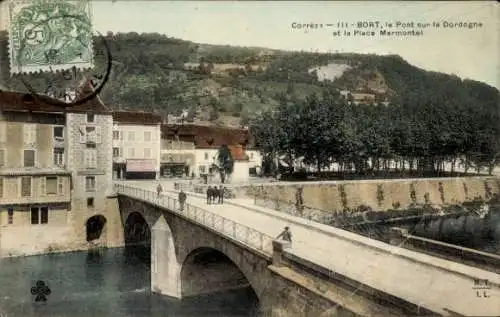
[
  {"left": 218, "top": 185, "right": 225, "bottom": 204},
  {"left": 276, "top": 226, "right": 292, "bottom": 243},
  {"left": 178, "top": 189, "right": 187, "bottom": 211},
  {"left": 207, "top": 186, "right": 212, "bottom": 204},
  {"left": 156, "top": 183, "right": 163, "bottom": 198}
]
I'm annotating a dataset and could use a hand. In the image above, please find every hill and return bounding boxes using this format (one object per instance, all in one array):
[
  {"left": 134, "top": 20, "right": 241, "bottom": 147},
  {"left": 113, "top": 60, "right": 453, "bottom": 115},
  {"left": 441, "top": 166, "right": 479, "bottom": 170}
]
[{"left": 0, "top": 31, "right": 498, "bottom": 128}]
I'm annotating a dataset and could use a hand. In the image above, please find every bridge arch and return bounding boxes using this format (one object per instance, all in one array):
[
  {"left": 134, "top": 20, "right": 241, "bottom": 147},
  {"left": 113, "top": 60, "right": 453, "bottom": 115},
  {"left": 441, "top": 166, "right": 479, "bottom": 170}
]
[
  {"left": 124, "top": 212, "right": 152, "bottom": 262},
  {"left": 180, "top": 247, "right": 260, "bottom": 313},
  {"left": 124, "top": 212, "right": 151, "bottom": 247},
  {"left": 86, "top": 215, "right": 107, "bottom": 242}
]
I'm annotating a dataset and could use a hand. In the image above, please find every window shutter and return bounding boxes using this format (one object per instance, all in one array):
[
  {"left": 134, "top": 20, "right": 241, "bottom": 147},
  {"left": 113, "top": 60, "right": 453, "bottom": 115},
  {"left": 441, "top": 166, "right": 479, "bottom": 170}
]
[
  {"left": 84, "top": 150, "right": 89, "bottom": 168},
  {"left": 30, "top": 125, "right": 37, "bottom": 144},
  {"left": 82, "top": 176, "right": 86, "bottom": 192},
  {"left": 40, "top": 177, "right": 46, "bottom": 197},
  {"left": 91, "top": 150, "right": 97, "bottom": 168},
  {"left": 58, "top": 177, "right": 64, "bottom": 195},
  {"left": 79, "top": 125, "right": 86, "bottom": 143},
  {"left": 0, "top": 122, "right": 5, "bottom": 142},
  {"left": 23, "top": 125, "right": 30, "bottom": 144},
  {"left": 95, "top": 126, "right": 102, "bottom": 144}
]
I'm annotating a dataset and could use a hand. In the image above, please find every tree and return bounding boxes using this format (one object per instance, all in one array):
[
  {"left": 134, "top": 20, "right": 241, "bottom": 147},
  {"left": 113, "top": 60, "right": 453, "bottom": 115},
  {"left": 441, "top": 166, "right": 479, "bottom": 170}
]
[{"left": 215, "top": 145, "right": 234, "bottom": 183}]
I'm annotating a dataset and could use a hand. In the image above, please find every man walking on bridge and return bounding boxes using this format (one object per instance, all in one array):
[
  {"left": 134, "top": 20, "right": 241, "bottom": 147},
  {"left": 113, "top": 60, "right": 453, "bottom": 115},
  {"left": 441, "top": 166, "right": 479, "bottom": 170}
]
[
  {"left": 156, "top": 183, "right": 163, "bottom": 198},
  {"left": 276, "top": 226, "right": 292, "bottom": 243},
  {"left": 178, "top": 190, "right": 187, "bottom": 211},
  {"left": 207, "top": 186, "right": 213, "bottom": 204},
  {"left": 218, "top": 185, "right": 225, "bottom": 204}
]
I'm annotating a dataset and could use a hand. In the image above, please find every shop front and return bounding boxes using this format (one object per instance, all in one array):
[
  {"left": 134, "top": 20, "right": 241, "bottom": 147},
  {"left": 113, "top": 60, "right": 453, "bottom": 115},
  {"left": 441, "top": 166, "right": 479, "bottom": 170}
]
[
  {"left": 160, "top": 153, "right": 194, "bottom": 178},
  {"left": 125, "top": 159, "right": 157, "bottom": 180}
]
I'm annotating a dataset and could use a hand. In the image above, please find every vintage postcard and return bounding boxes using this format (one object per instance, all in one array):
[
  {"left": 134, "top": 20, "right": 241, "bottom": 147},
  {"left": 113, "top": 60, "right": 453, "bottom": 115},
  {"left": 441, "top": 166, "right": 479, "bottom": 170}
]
[{"left": 0, "top": 1, "right": 498, "bottom": 317}]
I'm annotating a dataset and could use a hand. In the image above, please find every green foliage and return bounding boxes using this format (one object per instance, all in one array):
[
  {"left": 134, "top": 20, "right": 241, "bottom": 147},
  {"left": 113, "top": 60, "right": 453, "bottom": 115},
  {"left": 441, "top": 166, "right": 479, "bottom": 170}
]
[
  {"left": 250, "top": 82, "right": 499, "bottom": 177},
  {"left": 216, "top": 145, "right": 234, "bottom": 183},
  {"left": 0, "top": 31, "right": 497, "bottom": 139}
]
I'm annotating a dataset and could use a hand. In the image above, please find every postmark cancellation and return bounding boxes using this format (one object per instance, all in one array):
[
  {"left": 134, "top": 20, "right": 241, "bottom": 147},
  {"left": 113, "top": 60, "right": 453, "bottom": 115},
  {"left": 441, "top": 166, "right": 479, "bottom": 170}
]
[{"left": 7, "top": 0, "right": 94, "bottom": 75}]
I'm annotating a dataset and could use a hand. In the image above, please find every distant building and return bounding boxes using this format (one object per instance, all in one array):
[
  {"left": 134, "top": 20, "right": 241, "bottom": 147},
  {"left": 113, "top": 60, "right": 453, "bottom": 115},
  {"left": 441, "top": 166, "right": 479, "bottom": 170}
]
[
  {"left": 0, "top": 87, "right": 118, "bottom": 256},
  {"left": 160, "top": 124, "right": 261, "bottom": 182},
  {"left": 112, "top": 111, "right": 162, "bottom": 180}
]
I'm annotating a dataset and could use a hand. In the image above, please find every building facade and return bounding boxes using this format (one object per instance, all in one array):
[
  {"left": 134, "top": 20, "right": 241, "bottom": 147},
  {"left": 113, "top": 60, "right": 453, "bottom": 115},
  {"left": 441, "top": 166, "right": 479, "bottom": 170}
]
[
  {"left": 161, "top": 124, "right": 260, "bottom": 182},
  {"left": 112, "top": 112, "right": 161, "bottom": 180},
  {"left": 0, "top": 90, "right": 121, "bottom": 257}
]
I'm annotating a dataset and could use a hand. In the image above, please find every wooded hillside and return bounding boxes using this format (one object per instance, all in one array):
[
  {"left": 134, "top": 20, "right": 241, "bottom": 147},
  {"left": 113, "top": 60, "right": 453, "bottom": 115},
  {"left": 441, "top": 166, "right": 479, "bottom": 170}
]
[{"left": 0, "top": 31, "right": 498, "bottom": 129}]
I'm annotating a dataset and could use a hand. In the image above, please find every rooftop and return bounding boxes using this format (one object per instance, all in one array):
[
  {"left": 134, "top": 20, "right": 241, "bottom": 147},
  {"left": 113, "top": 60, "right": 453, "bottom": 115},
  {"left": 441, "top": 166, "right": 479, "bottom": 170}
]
[
  {"left": 113, "top": 111, "right": 162, "bottom": 125},
  {"left": 0, "top": 81, "right": 110, "bottom": 114},
  {"left": 161, "top": 124, "right": 256, "bottom": 149}
]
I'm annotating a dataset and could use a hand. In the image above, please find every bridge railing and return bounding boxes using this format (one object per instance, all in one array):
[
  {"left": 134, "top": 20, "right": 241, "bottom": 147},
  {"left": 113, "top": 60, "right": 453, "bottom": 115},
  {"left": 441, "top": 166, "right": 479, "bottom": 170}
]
[{"left": 114, "top": 184, "right": 274, "bottom": 256}]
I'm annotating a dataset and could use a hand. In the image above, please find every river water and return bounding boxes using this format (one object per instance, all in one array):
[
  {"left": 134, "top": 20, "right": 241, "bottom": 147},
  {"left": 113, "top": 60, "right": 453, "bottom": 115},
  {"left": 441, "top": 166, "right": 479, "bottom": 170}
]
[{"left": 0, "top": 247, "right": 259, "bottom": 317}]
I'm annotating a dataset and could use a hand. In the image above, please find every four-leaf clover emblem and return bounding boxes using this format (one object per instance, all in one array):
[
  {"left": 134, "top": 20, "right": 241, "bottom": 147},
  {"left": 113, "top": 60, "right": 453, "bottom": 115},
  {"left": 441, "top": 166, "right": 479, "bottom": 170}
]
[{"left": 31, "top": 280, "right": 51, "bottom": 302}]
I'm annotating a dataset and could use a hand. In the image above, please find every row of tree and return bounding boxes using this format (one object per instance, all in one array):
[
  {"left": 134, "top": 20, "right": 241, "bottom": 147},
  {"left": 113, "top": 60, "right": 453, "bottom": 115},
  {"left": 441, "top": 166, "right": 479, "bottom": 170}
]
[{"left": 250, "top": 90, "right": 500, "bottom": 176}]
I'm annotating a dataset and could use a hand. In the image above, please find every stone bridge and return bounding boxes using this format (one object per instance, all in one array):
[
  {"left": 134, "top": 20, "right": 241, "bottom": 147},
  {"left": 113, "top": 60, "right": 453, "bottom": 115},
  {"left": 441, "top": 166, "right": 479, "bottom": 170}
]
[{"left": 115, "top": 183, "right": 500, "bottom": 317}]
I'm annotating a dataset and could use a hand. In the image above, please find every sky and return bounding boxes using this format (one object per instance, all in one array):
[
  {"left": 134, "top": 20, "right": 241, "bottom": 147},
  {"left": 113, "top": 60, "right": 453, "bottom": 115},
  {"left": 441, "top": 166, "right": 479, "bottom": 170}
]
[{"left": 1, "top": 1, "right": 499, "bottom": 88}]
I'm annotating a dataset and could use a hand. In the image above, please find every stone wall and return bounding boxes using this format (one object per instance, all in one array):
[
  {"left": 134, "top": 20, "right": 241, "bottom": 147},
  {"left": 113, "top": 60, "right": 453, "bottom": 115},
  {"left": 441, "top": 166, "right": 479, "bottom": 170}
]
[
  {"left": 0, "top": 196, "right": 124, "bottom": 258},
  {"left": 246, "top": 177, "right": 500, "bottom": 212}
]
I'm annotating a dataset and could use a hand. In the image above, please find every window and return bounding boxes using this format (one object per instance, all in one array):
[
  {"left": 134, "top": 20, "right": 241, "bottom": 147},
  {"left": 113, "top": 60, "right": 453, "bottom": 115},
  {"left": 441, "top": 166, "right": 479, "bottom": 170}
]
[
  {"left": 21, "top": 176, "right": 31, "bottom": 197},
  {"left": 87, "top": 113, "right": 95, "bottom": 123},
  {"left": 86, "top": 126, "right": 95, "bottom": 142},
  {"left": 24, "top": 149, "right": 35, "bottom": 167},
  {"left": 53, "top": 148, "right": 64, "bottom": 166},
  {"left": 23, "top": 124, "right": 36, "bottom": 144},
  {"left": 0, "top": 149, "right": 5, "bottom": 167},
  {"left": 113, "top": 147, "right": 120, "bottom": 157},
  {"left": 46, "top": 177, "right": 57, "bottom": 195},
  {"left": 128, "top": 147, "right": 135, "bottom": 158},
  {"left": 199, "top": 165, "right": 206, "bottom": 173},
  {"left": 80, "top": 126, "right": 101, "bottom": 144},
  {"left": 31, "top": 207, "right": 48, "bottom": 225},
  {"left": 250, "top": 152, "right": 254, "bottom": 159},
  {"left": 85, "top": 149, "right": 97, "bottom": 168},
  {"left": 87, "top": 197, "right": 94, "bottom": 207},
  {"left": 204, "top": 152, "right": 209, "bottom": 160},
  {"left": 53, "top": 126, "right": 64, "bottom": 140},
  {"left": 144, "top": 131, "right": 151, "bottom": 142},
  {"left": 113, "top": 130, "right": 120, "bottom": 140},
  {"left": 7, "top": 209, "right": 13, "bottom": 225},
  {"left": 85, "top": 176, "right": 96, "bottom": 192},
  {"left": 0, "top": 177, "right": 3, "bottom": 198},
  {"left": 128, "top": 131, "right": 135, "bottom": 141},
  {"left": 144, "top": 148, "right": 151, "bottom": 158}
]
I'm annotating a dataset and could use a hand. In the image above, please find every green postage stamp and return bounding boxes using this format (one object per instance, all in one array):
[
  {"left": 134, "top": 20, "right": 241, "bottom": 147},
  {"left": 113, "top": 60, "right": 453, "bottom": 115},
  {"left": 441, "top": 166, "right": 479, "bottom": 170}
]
[{"left": 7, "top": 0, "right": 94, "bottom": 74}]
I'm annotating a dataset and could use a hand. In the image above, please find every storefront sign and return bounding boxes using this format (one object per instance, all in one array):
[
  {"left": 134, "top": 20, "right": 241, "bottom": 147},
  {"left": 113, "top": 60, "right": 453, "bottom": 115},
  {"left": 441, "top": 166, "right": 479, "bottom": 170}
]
[{"left": 126, "top": 159, "right": 156, "bottom": 172}]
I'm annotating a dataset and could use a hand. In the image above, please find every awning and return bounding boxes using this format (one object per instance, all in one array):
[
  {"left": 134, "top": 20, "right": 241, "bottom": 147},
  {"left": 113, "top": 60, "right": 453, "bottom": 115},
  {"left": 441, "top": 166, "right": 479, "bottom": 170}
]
[{"left": 126, "top": 159, "right": 156, "bottom": 172}]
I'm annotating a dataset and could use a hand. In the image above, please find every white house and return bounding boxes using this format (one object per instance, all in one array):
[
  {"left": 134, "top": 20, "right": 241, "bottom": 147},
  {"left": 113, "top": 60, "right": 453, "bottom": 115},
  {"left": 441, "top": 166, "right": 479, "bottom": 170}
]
[
  {"left": 161, "top": 124, "right": 259, "bottom": 183},
  {"left": 112, "top": 111, "right": 162, "bottom": 180}
]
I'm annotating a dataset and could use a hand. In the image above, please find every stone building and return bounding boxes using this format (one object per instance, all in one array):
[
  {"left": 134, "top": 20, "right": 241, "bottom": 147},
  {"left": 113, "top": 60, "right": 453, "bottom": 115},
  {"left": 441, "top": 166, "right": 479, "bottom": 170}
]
[
  {"left": 0, "top": 89, "right": 122, "bottom": 257},
  {"left": 112, "top": 111, "right": 161, "bottom": 180}
]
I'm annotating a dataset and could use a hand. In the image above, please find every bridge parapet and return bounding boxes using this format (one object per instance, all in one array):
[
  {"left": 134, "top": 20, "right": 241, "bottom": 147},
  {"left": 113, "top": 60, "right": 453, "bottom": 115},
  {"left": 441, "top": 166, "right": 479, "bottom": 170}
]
[{"left": 114, "top": 183, "right": 274, "bottom": 256}]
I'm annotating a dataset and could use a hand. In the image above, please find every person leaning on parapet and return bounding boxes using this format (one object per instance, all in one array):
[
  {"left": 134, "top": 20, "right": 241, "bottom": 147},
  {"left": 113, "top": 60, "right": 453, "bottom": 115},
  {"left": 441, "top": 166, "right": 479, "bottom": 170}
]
[
  {"left": 156, "top": 183, "right": 163, "bottom": 198},
  {"left": 276, "top": 226, "right": 292, "bottom": 243},
  {"left": 206, "top": 186, "right": 212, "bottom": 204},
  {"left": 178, "top": 190, "right": 187, "bottom": 211}
]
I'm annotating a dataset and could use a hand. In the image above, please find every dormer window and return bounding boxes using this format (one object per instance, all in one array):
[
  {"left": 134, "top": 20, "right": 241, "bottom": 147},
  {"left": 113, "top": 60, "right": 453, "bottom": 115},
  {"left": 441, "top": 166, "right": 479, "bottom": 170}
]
[{"left": 86, "top": 113, "right": 95, "bottom": 123}]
